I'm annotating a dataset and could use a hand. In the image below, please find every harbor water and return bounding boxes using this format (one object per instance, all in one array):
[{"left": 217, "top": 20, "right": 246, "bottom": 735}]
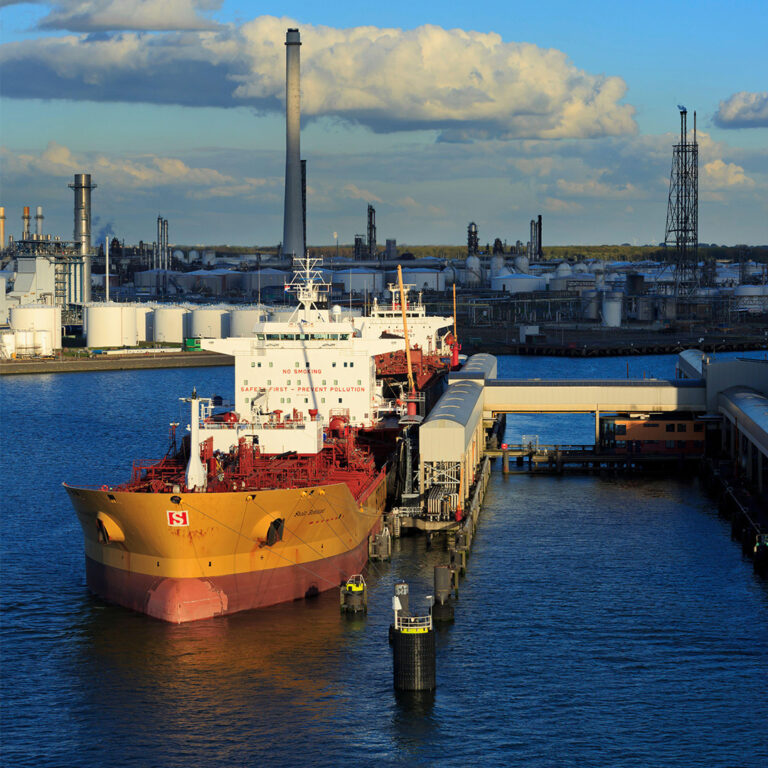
[{"left": 2, "top": 354, "right": 767, "bottom": 767}]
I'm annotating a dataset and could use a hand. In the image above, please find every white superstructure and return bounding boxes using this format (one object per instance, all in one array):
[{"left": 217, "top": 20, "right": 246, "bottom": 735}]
[{"left": 197, "top": 256, "right": 454, "bottom": 456}]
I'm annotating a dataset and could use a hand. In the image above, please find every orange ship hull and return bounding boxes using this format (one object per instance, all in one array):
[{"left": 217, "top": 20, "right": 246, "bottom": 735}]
[{"left": 65, "top": 474, "right": 386, "bottom": 623}]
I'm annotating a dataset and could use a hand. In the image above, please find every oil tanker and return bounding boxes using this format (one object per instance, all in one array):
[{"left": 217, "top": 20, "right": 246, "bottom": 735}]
[{"left": 65, "top": 257, "right": 456, "bottom": 622}]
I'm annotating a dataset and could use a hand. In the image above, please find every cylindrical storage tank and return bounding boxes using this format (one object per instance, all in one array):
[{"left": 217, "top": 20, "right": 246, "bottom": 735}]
[
  {"left": 339, "top": 268, "right": 378, "bottom": 294},
  {"left": 1, "top": 331, "right": 17, "bottom": 359},
  {"left": 601, "top": 291, "right": 623, "bottom": 327},
  {"left": 490, "top": 273, "right": 546, "bottom": 293},
  {"left": 465, "top": 255, "right": 482, "bottom": 287},
  {"left": 490, "top": 254, "right": 505, "bottom": 279},
  {"left": 190, "top": 307, "right": 228, "bottom": 338},
  {"left": 85, "top": 304, "right": 124, "bottom": 347},
  {"left": 229, "top": 308, "right": 268, "bottom": 337},
  {"left": 734, "top": 284, "right": 766, "bottom": 313},
  {"left": 403, "top": 268, "right": 440, "bottom": 291},
  {"left": 14, "top": 330, "right": 35, "bottom": 357},
  {"left": 202, "top": 250, "right": 216, "bottom": 266},
  {"left": 442, "top": 265, "right": 457, "bottom": 286},
  {"left": 153, "top": 306, "right": 188, "bottom": 343},
  {"left": 134, "top": 305, "right": 153, "bottom": 342},
  {"left": 120, "top": 305, "right": 138, "bottom": 347},
  {"left": 224, "top": 272, "right": 244, "bottom": 293},
  {"left": 392, "top": 625, "right": 436, "bottom": 691},
  {"left": 513, "top": 255, "right": 530, "bottom": 274},
  {"left": 34, "top": 330, "right": 52, "bottom": 357},
  {"left": 9, "top": 305, "right": 63, "bottom": 349},
  {"left": 583, "top": 290, "right": 600, "bottom": 320},
  {"left": 188, "top": 249, "right": 200, "bottom": 262}
]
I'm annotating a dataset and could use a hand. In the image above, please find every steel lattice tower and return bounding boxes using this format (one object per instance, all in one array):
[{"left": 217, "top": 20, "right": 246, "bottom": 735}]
[{"left": 665, "top": 107, "right": 698, "bottom": 295}]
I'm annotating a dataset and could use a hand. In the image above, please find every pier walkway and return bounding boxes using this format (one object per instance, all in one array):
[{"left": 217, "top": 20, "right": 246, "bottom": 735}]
[{"left": 419, "top": 351, "right": 768, "bottom": 511}]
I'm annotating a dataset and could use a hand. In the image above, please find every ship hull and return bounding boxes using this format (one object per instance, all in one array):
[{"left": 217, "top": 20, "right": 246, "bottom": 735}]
[
  {"left": 83, "top": 535, "right": 371, "bottom": 623},
  {"left": 65, "top": 474, "right": 386, "bottom": 623}
]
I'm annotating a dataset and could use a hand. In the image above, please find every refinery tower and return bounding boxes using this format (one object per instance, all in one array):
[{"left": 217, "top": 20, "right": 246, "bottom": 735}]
[{"left": 282, "top": 28, "right": 304, "bottom": 259}]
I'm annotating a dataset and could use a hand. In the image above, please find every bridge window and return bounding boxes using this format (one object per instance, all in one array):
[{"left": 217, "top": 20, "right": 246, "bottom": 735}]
[
  {"left": 694, "top": 424, "right": 704, "bottom": 432},
  {"left": 666, "top": 424, "right": 675, "bottom": 433},
  {"left": 677, "top": 424, "right": 687, "bottom": 432},
  {"left": 616, "top": 424, "right": 627, "bottom": 435}
]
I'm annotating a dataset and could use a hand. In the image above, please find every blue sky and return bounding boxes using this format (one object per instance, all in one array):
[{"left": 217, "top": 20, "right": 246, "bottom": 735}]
[{"left": 1, "top": 0, "right": 766, "bottom": 248}]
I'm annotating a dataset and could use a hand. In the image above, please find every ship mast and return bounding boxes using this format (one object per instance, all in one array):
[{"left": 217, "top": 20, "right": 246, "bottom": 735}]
[
  {"left": 286, "top": 251, "right": 330, "bottom": 322},
  {"left": 397, "top": 264, "right": 416, "bottom": 394}
]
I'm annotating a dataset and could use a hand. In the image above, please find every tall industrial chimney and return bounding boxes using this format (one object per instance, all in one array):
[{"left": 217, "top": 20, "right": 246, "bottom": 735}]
[
  {"left": 282, "top": 28, "right": 304, "bottom": 259},
  {"left": 22, "top": 206, "right": 31, "bottom": 240},
  {"left": 157, "top": 215, "right": 163, "bottom": 270},
  {"left": 162, "top": 218, "right": 169, "bottom": 269},
  {"left": 0, "top": 207, "right": 5, "bottom": 250},
  {"left": 69, "top": 173, "right": 96, "bottom": 303},
  {"left": 537, "top": 214, "right": 543, "bottom": 259},
  {"left": 35, "top": 205, "right": 44, "bottom": 237}
]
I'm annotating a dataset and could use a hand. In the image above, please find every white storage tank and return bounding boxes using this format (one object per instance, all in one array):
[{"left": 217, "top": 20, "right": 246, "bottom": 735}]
[
  {"left": 229, "top": 307, "right": 268, "bottom": 337},
  {"left": 1, "top": 331, "right": 17, "bottom": 359},
  {"left": 402, "top": 267, "right": 441, "bottom": 291},
  {"left": 491, "top": 273, "right": 546, "bottom": 293},
  {"left": 490, "top": 254, "right": 505, "bottom": 279},
  {"left": 465, "top": 255, "right": 482, "bottom": 287},
  {"left": 14, "top": 330, "right": 35, "bottom": 357},
  {"left": 34, "top": 330, "right": 53, "bottom": 357},
  {"left": 555, "top": 261, "right": 573, "bottom": 277},
  {"left": 134, "top": 305, "right": 153, "bottom": 342},
  {"left": 601, "top": 291, "right": 623, "bottom": 327},
  {"left": 582, "top": 290, "right": 600, "bottom": 320},
  {"left": 338, "top": 268, "right": 379, "bottom": 295},
  {"left": 734, "top": 284, "right": 768, "bottom": 313},
  {"left": 224, "top": 272, "right": 244, "bottom": 293},
  {"left": 9, "top": 305, "right": 63, "bottom": 349},
  {"left": 153, "top": 306, "right": 188, "bottom": 343},
  {"left": 513, "top": 255, "right": 530, "bottom": 274},
  {"left": 442, "top": 265, "right": 458, "bottom": 286},
  {"left": 86, "top": 304, "right": 124, "bottom": 347},
  {"left": 243, "top": 269, "right": 290, "bottom": 296},
  {"left": 190, "top": 307, "right": 229, "bottom": 338},
  {"left": 120, "top": 305, "right": 138, "bottom": 347}
]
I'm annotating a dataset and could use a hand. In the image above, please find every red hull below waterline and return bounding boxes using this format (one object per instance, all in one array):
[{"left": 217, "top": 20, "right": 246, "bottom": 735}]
[{"left": 85, "top": 535, "right": 371, "bottom": 623}]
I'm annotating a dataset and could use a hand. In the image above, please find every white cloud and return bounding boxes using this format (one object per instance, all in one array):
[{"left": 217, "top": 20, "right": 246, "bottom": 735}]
[
  {"left": 0, "top": 141, "right": 273, "bottom": 196},
  {"left": 543, "top": 197, "right": 582, "bottom": 213},
  {"left": 702, "top": 159, "right": 755, "bottom": 189},
  {"left": 37, "top": 0, "right": 222, "bottom": 31},
  {"left": 0, "top": 15, "right": 637, "bottom": 140},
  {"left": 714, "top": 91, "right": 768, "bottom": 129},
  {"left": 555, "top": 178, "right": 639, "bottom": 198},
  {"left": 342, "top": 183, "right": 382, "bottom": 203}
]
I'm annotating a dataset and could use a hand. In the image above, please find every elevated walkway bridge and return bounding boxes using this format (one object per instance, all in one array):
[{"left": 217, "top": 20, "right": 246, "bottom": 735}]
[{"left": 418, "top": 352, "right": 768, "bottom": 514}]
